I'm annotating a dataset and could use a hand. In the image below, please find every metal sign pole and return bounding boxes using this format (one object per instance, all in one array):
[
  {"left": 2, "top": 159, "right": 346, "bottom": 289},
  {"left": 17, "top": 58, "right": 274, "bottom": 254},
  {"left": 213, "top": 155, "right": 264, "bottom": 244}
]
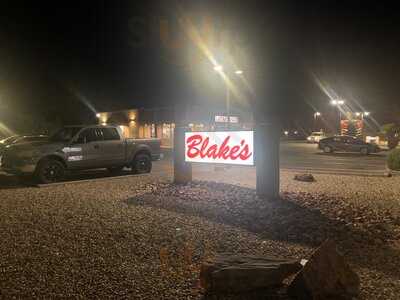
[
  {"left": 255, "top": 121, "right": 280, "bottom": 198},
  {"left": 173, "top": 126, "right": 192, "bottom": 184}
]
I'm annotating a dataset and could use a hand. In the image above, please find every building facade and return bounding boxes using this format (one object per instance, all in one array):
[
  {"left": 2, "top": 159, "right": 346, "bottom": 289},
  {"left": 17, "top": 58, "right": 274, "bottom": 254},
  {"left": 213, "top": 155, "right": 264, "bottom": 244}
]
[{"left": 97, "top": 106, "right": 253, "bottom": 148}]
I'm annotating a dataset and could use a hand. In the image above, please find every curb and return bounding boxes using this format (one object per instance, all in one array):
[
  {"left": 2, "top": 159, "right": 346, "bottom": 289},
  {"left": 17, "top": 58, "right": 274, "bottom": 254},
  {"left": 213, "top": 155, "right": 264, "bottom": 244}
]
[
  {"left": 280, "top": 167, "right": 395, "bottom": 177},
  {"left": 37, "top": 173, "right": 150, "bottom": 188}
]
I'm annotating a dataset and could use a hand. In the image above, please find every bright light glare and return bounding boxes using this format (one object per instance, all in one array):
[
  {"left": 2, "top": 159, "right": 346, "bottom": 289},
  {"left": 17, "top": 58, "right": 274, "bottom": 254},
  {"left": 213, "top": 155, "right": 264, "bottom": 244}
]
[
  {"left": 364, "top": 112, "right": 370, "bottom": 116},
  {"left": 330, "top": 99, "right": 344, "bottom": 105},
  {"left": 284, "top": 131, "right": 289, "bottom": 136},
  {"left": 315, "top": 112, "right": 321, "bottom": 116},
  {"left": 213, "top": 65, "right": 223, "bottom": 71},
  {"left": 96, "top": 113, "right": 101, "bottom": 118},
  {"left": 355, "top": 112, "right": 361, "bottom": 116},
  {"left": 235, "top": 70, "right": 243, "bottom": 75}
]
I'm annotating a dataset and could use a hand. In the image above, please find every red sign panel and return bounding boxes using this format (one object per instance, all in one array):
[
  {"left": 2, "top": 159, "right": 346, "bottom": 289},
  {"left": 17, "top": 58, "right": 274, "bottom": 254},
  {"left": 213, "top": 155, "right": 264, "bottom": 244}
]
[{"left": 185, "top": 131, "right": 254, "bottom": 165}]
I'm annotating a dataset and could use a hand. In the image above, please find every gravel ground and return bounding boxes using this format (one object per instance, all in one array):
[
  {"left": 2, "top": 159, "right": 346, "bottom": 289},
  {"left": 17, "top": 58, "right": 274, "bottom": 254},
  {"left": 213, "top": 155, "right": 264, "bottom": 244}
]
[
  {"left": 280, "top": 171, "right": 400, "bottom": 216},
  {"left": 0, "top": 171, "right": 400, "bottom": 299},
  {"left": 0, "top": 175, "right": 312, "bottom": 299}
]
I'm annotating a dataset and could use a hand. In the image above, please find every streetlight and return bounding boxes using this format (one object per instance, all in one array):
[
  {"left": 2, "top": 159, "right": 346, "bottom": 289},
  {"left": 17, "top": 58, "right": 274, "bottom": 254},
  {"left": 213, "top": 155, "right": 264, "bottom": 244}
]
[
  {"left": 330, "top": 99, "right": 345, "bottom": 106},
  {"left": 355, "top": 111, "right": 370, "bottom": 120},
  {"left": 213, "top": 64, "right": 244, "bottom": 129},
  {"left": 313, "top": 112, "right": 321, "bottom": 131},
  {"left": 213, "top": 65, "right": 223, "bottom": 72},
  {"left": 330, "top": 99, "right": 345, "bottom": 133}
]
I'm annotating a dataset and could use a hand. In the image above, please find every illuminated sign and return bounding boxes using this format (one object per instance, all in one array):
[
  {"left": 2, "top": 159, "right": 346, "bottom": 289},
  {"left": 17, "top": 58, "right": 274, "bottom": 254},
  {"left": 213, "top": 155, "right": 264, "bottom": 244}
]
[
  {"left": 185, "top": 131, "right": 254, "bottom": 165},
  {"left": 215, "top": 116, "right": 239, "bottom": 123}
]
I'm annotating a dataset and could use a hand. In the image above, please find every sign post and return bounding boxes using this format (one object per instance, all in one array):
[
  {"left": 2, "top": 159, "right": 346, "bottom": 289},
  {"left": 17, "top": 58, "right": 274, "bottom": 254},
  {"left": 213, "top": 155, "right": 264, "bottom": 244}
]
[
  {"left": 179, "top": 126, "right": 279, "bottom": 199},
  {"left": 255, "top": 122, "right": 280, "bottom": 198},
  {"left": 174, "top": 126, "right": 192, "bottom": 184}
]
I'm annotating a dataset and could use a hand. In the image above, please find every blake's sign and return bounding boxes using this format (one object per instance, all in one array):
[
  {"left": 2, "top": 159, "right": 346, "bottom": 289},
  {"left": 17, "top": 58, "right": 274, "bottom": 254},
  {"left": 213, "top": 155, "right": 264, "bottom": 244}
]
[{"left": 185, "top": 131, "right": 254, "bottom": 165}]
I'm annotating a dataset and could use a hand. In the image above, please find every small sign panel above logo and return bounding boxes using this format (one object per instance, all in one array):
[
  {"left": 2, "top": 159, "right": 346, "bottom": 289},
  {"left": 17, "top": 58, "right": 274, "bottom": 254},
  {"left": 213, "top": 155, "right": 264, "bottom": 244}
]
[{"left": 214, "top": 116, "right": 239, "bottom": 123}]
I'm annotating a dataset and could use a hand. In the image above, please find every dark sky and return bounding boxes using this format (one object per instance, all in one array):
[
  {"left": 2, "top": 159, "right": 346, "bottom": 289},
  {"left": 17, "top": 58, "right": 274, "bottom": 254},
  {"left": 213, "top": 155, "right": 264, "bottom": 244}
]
[{"left": 0, "top": 0, "right": 399, "bottom": 131}]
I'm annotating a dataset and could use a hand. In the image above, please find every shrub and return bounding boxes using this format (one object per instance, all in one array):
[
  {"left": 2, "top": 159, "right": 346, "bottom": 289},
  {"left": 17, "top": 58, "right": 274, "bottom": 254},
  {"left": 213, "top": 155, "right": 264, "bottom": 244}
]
[{"left": 387, "top": 149, "right": 400, "bottom": 171}]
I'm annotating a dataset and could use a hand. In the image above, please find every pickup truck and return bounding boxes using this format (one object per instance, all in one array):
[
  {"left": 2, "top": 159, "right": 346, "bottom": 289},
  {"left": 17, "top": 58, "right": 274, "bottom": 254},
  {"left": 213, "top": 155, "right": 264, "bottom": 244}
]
[{"left": 0, "top": 125, "right": 161, "bottom": 183}]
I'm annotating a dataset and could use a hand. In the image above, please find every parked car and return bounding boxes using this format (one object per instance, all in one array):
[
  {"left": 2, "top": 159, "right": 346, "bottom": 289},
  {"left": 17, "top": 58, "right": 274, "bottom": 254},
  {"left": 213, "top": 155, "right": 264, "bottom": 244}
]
[
  {"left": 0, "top": 135, "right": 21, "bottom": 151},
  {"left": 318, "top": 135, "right": 380, "bottom": 155},
  {"left": 307, "top": 131, "right": 326, "bottom": 143},
  {"left": 0, "top": 135, "right": 48, "bottom": 153},
  {"left": 0, "top": 125, "right": 161, "bottom": 183}
]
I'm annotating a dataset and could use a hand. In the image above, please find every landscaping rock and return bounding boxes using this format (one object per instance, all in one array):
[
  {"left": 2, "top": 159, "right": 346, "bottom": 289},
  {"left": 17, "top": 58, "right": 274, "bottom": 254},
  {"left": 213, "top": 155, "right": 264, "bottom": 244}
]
[
  {"left": 200, "top": 254, "right": 302, "bottom": 294},
  {"left": 294, "top": 174, "right": 315, "bottom": 182},
  {"left": 288, "top": 240, "right": 360, "bottom": 300}
]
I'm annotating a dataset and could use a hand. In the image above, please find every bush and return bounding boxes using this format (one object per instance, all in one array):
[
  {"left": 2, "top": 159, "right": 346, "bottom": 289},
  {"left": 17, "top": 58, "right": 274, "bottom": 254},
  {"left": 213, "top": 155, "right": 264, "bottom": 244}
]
[{"left": 387, "top": 149, "right": 400, "bottom": 171}]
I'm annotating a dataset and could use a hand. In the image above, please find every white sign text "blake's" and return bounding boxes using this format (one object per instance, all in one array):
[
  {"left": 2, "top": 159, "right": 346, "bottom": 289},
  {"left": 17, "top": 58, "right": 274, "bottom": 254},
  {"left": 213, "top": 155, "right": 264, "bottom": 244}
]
[{"left": 185, "top": 131, "right": 254, "bottom": 165}]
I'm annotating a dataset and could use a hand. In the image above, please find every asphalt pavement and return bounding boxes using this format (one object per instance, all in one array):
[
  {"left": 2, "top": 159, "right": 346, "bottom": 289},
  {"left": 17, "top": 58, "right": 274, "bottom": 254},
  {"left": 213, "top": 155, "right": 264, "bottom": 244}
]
[
  {"left": 158, "top": 141, "right": 388, "bottom": 175},
  {"left": 279, "top": 141, "right": 387, "bottom": 174}
]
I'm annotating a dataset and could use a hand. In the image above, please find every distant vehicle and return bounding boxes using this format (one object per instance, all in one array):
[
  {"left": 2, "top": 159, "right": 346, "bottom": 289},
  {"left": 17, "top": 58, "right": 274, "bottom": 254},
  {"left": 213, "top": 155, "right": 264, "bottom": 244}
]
[
  {"left": 307, "top": 132, "right": 326, "bottom": 143},
  {"left": 0, "top": 135, "right": 21, "bottom": 147},
  {"left": 282, "top": 130, "right": 307, "bottom": 140},
  {"left": 0, "top": 135, "right": 48, "bottom": 153},
  {"left": 0, "top": 125, "right": 161, "bottom": 183},
  {"left": 318, "top": 135, "right": 380, "bottom": 155}
]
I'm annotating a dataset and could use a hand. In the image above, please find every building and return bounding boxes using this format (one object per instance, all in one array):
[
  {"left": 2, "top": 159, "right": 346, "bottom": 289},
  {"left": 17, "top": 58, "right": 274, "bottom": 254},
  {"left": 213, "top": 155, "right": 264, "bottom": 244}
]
[{"left": 96, "top": 106, "right": 253, "bottom": 148}]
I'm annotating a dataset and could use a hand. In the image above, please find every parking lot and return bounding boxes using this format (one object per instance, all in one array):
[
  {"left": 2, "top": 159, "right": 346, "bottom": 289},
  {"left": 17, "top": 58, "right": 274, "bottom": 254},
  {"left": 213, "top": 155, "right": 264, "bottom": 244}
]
[
  {"left": 0, "top": 141, "right": 389, "bottom": 190},
  {"left": 280, "top": 141, "right": 387, "bottom": 174}
]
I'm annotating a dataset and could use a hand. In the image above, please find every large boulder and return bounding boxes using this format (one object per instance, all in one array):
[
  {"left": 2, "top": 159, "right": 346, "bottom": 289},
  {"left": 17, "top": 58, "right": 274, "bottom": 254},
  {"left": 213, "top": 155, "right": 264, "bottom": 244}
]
[
  {"left": 288, "top": 240, "right": 360, "bottom": 300},
  {"left": 200, "top": 253, "right": 302, "bottom": 294},
  {"left": 294, "top": 174, "right": 316, "bottom": 182}
]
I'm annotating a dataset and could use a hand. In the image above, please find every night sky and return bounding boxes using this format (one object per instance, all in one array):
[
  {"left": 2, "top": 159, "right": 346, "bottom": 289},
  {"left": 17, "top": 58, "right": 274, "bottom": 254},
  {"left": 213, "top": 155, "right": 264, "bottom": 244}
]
[{"left": 0, "top": 0, "right": 399, "bottom": 133}]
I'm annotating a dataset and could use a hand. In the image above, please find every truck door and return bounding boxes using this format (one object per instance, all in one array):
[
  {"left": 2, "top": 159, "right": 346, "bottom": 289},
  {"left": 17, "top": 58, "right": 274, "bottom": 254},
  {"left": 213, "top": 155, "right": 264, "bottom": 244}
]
[
  {"left": 68, "top": 128, "right": 104, "bottom": 169},
  {"left": 98, "top": 127, "right": 125, "bottom": 166}
]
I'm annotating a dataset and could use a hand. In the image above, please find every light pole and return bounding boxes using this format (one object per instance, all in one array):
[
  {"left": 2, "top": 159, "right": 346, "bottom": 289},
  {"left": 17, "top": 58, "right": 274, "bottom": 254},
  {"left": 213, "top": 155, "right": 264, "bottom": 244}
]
[
  {"left": 214, "top": 65, "right": 243, "bottom": 129},
  {"left": 330, "top": 99, "right": 345, "bottom": 133},
  {"left": 313, "top": 112, "right": 321, "bottom": 131}
]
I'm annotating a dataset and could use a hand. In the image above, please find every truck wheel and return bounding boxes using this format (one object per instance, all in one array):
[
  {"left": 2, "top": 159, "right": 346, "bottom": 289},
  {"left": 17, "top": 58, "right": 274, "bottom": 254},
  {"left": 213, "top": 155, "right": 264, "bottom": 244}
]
[
  {"left": 132, "top": 153, "right": 152, "bottom": 174},
  {"left": 35, "top": 158, "right": 65, "bottom": 184}
]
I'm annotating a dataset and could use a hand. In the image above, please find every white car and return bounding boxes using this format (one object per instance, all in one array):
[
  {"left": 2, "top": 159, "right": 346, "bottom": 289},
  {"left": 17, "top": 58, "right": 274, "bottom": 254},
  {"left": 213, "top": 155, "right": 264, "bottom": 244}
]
[{"left": 307, "top": 132, "right": 325, "bottom": 143}]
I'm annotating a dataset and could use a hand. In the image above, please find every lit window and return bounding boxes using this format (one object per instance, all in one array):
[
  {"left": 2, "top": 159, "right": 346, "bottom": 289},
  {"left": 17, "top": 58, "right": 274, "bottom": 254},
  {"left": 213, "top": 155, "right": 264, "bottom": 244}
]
[{"left": 162, "top": 124, "right": 171, "bottom": 139}]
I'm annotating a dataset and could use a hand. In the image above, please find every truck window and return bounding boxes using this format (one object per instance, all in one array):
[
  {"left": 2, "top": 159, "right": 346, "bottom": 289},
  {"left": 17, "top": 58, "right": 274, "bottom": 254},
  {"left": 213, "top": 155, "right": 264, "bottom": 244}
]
[
  {"left": 79, "top": 128, "right": 102, "bottom": 143},
  {"left": 101, "top": 128, "right": 120, "bottom": 141},
  {"left": 51, "top": 127, "right": 82, "bottom": 142}
]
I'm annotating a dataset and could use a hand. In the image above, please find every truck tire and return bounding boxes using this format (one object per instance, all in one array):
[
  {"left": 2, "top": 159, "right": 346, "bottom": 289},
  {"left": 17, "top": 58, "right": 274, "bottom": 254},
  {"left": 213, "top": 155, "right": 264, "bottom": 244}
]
[
  {"left": 132, "top": 153, "right": 152, "bottom": 174},
  {"left": 35, "top": 158, "right": 65, "bottom": 184}
]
